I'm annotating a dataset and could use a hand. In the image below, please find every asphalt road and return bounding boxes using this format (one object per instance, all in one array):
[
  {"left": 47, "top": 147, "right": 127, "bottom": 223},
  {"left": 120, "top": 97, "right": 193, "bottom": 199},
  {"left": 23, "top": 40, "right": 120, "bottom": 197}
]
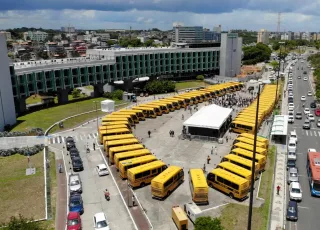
[{"left": 286, "top": 56, "right": 320, "bottom": 230}]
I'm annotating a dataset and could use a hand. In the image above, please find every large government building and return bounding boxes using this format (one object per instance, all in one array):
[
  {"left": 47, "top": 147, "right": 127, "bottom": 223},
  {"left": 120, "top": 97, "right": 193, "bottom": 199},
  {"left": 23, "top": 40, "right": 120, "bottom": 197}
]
[{"left": 0, "top": 33, "right": 242, "bottom": 131}]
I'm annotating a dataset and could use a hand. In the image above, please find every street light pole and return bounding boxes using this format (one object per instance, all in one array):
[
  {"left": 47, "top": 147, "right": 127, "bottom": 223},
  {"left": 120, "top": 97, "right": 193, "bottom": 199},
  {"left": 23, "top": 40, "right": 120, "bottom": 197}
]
[
  {"left": 247, "top": 84, "right": 261, "bottom": 230},
  {"left": 275, "top": 42, "right": 285, "bottom": 105}
]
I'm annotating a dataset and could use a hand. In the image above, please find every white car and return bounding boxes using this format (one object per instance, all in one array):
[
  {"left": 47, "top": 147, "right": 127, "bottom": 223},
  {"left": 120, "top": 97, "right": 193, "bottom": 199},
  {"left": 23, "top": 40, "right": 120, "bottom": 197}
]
[
  {"left": 308, "top": 113, "right": 315, "bottom": 121},
  {"left": 304, "top": 108, "right": 310, "bottom": 115},
  {"left": 304, "top": 77, "right": 308, "bottom": 81},
  {"left": 301, "top": 96, "right": 306, "bottom": 101},
  {"left": 311, "top": 67, "right": 316, "bottom": 70},
  {"left": 290, "top": 130, "right": 298, "bottom": 144},
  {"left": 301, "top": 60, "right": 304, "bottom": 63},
  {"left": 93, "top": 212, "right": 110, "bottom": 230},
  {"left": 308, "top": 65, "right": 311, "bottom": 68},
  {"left": 96, "top": 164, "right": 109, "bottom": 176},
  {"left": 288, "top": 138, "right": 297, "bottom": 153},
  {"left": 288, "top": 103, "right": 294, "bottom": 110},
  {"left": 317, "top": 119, "right": 320, "bottom": 127},
  {"left": 308, "top": 91, "right": 312, "bottom": 96},
  {"left": 289, "top": 182, "right": 302, "bottom": 201},
  {"left": 288, "top": 115, "right": 294, "bottom": 123},
  {"left": 288, "top": 151, "right": 297, "bottom": 161},
  {"left": 308, "top": 148, "right": 317, "bottom": 153}
]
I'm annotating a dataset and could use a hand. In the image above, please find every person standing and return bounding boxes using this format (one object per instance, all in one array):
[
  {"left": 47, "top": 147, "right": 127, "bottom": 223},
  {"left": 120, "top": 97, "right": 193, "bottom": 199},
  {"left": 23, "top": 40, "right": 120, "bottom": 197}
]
[
  {"left": 148, "top": 130, "right": 151, "bottom": 138},
  {"left": 277, "top": 185, "right": 280, "bottom": 195},
  {"left": 211, "top": 146, "right": 214, "bottom": 155},
  {"left": 207, "top": 156, "right": 211, "bottom": 164}
]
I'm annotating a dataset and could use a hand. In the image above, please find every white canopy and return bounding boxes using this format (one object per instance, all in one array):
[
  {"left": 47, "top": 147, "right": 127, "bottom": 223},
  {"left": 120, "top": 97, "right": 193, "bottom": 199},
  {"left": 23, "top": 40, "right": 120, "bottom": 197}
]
[
  {"left": 101, "top": 99, "right": 115, "bottom": 113},
  {"left": 183, "top": 104, "right": 232, "bottom": 130},
  {"left": 271, "top": 115, "right": 288, "bottom": 136}
]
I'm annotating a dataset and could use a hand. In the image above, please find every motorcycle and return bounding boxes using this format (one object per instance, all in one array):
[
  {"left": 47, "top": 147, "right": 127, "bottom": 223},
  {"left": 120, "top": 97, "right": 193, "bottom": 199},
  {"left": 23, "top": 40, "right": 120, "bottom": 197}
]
[
  {"left": 86, "top": 148, "right": 90, "bottom": 153},
  {"left": 104, "top": 190, "right": 110, "bottom": 201}
]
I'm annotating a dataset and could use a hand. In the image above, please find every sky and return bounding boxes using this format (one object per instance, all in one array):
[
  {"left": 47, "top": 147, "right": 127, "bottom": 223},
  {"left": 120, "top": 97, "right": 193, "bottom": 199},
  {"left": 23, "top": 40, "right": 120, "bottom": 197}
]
[{"left": 0, "top": 0, "right": 319, "bottom": 31}]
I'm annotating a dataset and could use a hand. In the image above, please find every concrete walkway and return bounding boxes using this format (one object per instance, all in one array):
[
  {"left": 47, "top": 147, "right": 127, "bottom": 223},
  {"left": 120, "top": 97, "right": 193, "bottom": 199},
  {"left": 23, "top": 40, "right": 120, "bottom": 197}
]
[
  {"left": 0, "top": 136, "right": 45, "bottom": 149},
  {"left": 269, "top": 61, "right": 291, "bottom": 230}
]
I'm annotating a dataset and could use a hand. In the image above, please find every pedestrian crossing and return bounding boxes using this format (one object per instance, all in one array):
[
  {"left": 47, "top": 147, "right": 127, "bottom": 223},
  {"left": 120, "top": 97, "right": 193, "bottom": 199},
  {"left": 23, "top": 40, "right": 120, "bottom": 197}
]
[
  {"left": 301, "top": 130, "right": 320, "bottom": 137},
  {"left": 48, "top": 133, "right": 98, "bottom": 144}
]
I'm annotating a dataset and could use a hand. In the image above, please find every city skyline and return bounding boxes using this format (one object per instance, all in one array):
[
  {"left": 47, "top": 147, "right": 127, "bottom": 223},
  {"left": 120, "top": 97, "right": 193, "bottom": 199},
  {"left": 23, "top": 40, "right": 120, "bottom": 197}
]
[{"left": 0, "top": 0, "right": 319, "bottom": 31}]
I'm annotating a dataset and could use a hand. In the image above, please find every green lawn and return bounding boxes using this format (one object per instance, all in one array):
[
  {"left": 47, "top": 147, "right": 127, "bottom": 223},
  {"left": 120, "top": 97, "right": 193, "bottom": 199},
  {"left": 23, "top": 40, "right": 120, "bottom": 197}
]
[
  {"left": 12, "top": 98, "right": 126, "bottom": 132},
  {"left": 0, "top": 152, "right": 45, "bottom": 224},
  {"left": 220, "top": 146, "right": 276, "bottom": 230},
  {"left": 175, "top": 81, "right": 206, "bottom": 90}
]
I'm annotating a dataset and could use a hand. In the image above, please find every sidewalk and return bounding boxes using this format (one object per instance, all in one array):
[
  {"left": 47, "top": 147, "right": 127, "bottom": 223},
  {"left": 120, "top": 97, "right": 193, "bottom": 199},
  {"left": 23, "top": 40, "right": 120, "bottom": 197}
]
[
  {"left": 269, "top": 61, "right": 290, "bottom": 230},
  {"left": 55, "top": 158, "right": 68, "bottom": 230}
]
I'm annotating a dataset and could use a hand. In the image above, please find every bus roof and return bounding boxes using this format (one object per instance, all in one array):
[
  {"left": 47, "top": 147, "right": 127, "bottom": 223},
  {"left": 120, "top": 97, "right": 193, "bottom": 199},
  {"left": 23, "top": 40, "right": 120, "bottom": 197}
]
[
  {"left": 100, "top": 125, "right": 128, "bottom": 132},
  {"left": 224, "top": 154, "right": 258, "bottom": 167},
  {"left": 308, "top": 152, "right": 320, "bottom": 181},
  {"left": 152, "top": 166, "right": 182, "bottom": 183},
  {"left": 120, "top": 109, "right": 143, "bottom": 113},
  {"left": 101, "top": 121, "right": 129, "bottom": 126},
  {"left": 109, "top": 114, "right": 132, "bottom": 118},
  {"left": 103, "top": 128, "right": 130, "bottom": 134},
  {"left": 218, "top": 162, "right": 252, "bottom": 177},
  {"left": 239, "top": 133, "right": 268, "bottom": 142},
  {"left": 127, "top": 160, "right": 166, "bottom": 174},
  {"left": 140, "top": 104, "right": 161, "bottom": 108},
  {"left": 104, "top": 134, "right": 135, "bottom": 141},
  {"left": 189, "top": 168, "right": 208, "bottom": 188},
  {"left": 232, "top": 120, "right": 255, "bottom": 126},
  {"left": 102, "top": 117, "right": 128, "bottom": 122},
  {"left": 231, "top": 148, "right": 265, "bottom": 160},
  {"left": 109, "top": 144, "right": 144, "bottom": 152},
  {"left": 235, "top": 137, "right": 265, "bottom": 146},
  {"left": 233, "top": 142, "right": 266, "bottom": 153},
  {"left": 132, "top": 106, "right": 154, "bottom": 111},
  {"left": 114, "top": 111, "right": 138, "bottom": 115},
  {"left": 106, "top": 138, "right": 139, "bottom": 146},
  {"left": 119, "top": 154, "right": 156, "bottom": 166},
  {"left": 210, "top": 168, "right": 248, "bottom": 185}
]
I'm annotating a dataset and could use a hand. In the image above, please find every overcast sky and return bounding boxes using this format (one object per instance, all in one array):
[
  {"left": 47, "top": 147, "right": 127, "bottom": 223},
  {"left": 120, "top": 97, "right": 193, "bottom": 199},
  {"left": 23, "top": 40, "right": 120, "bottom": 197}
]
[{"left": 0, "top": 0, "right": 319, "bottom": 31}]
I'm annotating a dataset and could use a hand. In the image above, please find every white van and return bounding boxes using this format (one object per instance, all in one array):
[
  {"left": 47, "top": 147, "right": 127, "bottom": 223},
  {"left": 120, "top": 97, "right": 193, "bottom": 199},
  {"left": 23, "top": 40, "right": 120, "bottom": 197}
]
[
  {"left": 184, "top": 202, "right": 204, "bottom": 223},
  {"left": 288, "top": 138, "right": 297, "bottom": 153}
]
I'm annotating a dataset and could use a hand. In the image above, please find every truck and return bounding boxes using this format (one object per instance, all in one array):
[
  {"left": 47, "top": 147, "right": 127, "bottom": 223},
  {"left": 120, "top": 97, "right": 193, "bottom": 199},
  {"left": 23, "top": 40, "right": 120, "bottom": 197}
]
[{"left": 183, "top": 202, "right": 204, "bottom": 223}]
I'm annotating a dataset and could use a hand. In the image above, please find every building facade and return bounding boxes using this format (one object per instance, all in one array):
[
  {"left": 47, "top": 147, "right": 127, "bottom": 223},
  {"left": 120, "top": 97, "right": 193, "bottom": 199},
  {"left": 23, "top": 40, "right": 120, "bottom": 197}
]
[
  {"left": 301, "top": 32, "right": 310, "bottom": 41},
  {"left": 257, "top": 29, "right": 269, "bottom": 44},
  {"left": 173, "top": 25, "right": 204, "bottom": 43},
  {"left": 219, "top": 33, "right": 242, "bottom": 77},
  {"left": 203, "top": 30, "right": 221, "bottom": 42},
  {"left": 313, "top": 33, "right": 320, "bottom": 41},
  {"left": 0, "top": 35, "right": 16, "bottom": 131},
  {"left": 0, "top": 31, "right": 12, "bottom": 41},
  {"left": 23, "top": 31, "right": 48, "bottom": 41},
  {"left": 281, "top": 32, "right": 293, "bottom": 41}
]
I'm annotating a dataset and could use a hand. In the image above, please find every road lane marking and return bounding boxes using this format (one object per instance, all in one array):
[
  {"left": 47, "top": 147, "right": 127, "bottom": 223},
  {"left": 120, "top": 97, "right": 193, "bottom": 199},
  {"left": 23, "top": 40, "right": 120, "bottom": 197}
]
[
  {"left": 298, "top": 206, "right": 309, "bottom": 209},
  {"left": 315, "top": 131, "right": 317, "bottom": 136},
  {"left": 306, "top": 131, "right": 309, "bottom": 136},
  {"left": 310, "top": 131, "right": 313, "bottom": 136}
]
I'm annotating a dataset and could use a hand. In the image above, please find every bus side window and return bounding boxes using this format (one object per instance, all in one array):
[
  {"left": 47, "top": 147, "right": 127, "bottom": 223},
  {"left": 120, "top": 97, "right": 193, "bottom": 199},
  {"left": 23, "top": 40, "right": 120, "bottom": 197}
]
[
  {"left": 231, "top": 182, "right": 239, "bottom": 190},
  {"left": 136, "top": 172, "right": 143, "bottom": 179},
  {"left": 217, "top": 176, "right": 224, "bottom": 184},
  {"left": 143, "top": 171, "right": 150, "bottom": 177},
  {"left": 152, "top": 169, "right": 157, "bottom": 174},
  {"left": 207, "top": 173, "right": 214, "bottom": 182}
]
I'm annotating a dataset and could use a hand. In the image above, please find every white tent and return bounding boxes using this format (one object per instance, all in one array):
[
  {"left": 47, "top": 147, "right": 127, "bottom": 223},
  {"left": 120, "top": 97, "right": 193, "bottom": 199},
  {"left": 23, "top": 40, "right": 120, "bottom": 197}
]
[
  {"left": 101, "top": 99, "right": 115, "bottom": 113},
  {"left": 183, "top": 104, "right": 232, "bottom": 130}
]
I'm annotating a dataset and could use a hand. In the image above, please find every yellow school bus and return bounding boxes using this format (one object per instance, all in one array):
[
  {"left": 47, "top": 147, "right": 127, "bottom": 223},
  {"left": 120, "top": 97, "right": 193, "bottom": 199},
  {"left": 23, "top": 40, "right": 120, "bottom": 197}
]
[
  {"left": 166, "top": 97, "right": 186, "bottom": 108},
  {"left": 102, "top": 134, "right": 135, "bottom": 147},
  {"left": 233, "top": 142, "right": 267, "bottom": 156},
  {"left": 217, "top": 162, "right": 252, "bottom": 184},
  {"left": 108, "top": 143, "right": 144, "bottom": 164},
  {"left": 114, "top": 148, "right": 152, "bottom": 169},
  {"left": 120, "top": 109, "right": 146, "bottom": 121},
  {"left": 101, "top": 121, "right": 131, "bottom": 129},
  {"left": 138, "top": 104, "right": 162, "bottom": 116},
  {"left": 185, "top": 92, "right": 204, "bottom": 102},
  {"left": 147, "top": 102, "right": 170, "bottom": 114},
  {"left": 99, "top": 128, "right": 131, "bottom": 144},
  {"left": 105, "top": 138, "right": 140, "bottom": 153},
  {"left": 132, "top": 106, "right": 157, "bottom": 118},
  {"left": 104, "top": 114, "right": 134, "bottom": 126},
  {"left": 172, "top": 206, "right": 188, "bottom": 230},
  {"left": 222, "top": 154, "right": 259, "bottom": 179},
  {"left": 189, "top": 169, "right": 209, "bottom": 204},
  {"left": 154, "top": 101, "right": 175, "bottom": 112},
  {"left": 159, "top": 99, "right": 181, "bottom": 110},
  {"left": 112, "top": 111, "right": 140, "bottom": 123},
  {"left": 231, "top": 148, "right": 267, "bottom": 172},
  {"left": 182, "top": 94, "right": 198, "bottom": 105},
  {"left": 233, "top": 136, "right": 267, "bottom": 149},
  {"left": 151, "top": 166, "right": 184, "bottom": 199},
  {"left": 101, "top": 117, "right": 129, "bottom": 124},
  {"left": 118, "top": 154, "right": 157, "bottom": 179},
  {"left": 127, "top": 160, "right": 167, "bottom": 188},
  {"left": 206, "top": 168, "right": 250, "bottom": 200},
  {"left": 108, "top": 114, "right": 136, "bottom": 125},
  {"left": 231, "top": 120, "right": 256, "bottom": 134},
  {"left": 239, "top": 133, "right": 269, "bottom": 147},
  {"left": 174, "top": 96, "right": 191, "bottom": 106}
]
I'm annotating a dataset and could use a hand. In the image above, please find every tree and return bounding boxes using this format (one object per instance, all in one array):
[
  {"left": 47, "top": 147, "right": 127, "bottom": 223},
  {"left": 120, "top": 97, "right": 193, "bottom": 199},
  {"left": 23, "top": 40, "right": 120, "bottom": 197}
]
[
  {"left": 107, "top": 40, "right": 115, "bottom": 46},
  {"left": 196, "top": 75, "right": 204, "bottom": 81},
  {"left": 0, "top": 214, "right": 45, "bottom": 230},
  {"left": 242, "top": 43, "right": 272, "bottom": 65},
  {"left": 270, "top": 60, "right": 279, "bottom": 70},
  {"left": 144, "top": 80, "right": 175, "bottom": 94},
  {"left": 71, "top": 89, "right": 81, "bottom": 98},
  {"left": 194, "top": 216, "right": 224, "bottom": 230},
  {"left": 145, "top": 39, "right": 154, "bottom": 47},
  {"left": 61, "top": 33, "right": 67, "bottom": 40},
  {"left": 111, "top": 89, "right": 123, "bottom": 100}
]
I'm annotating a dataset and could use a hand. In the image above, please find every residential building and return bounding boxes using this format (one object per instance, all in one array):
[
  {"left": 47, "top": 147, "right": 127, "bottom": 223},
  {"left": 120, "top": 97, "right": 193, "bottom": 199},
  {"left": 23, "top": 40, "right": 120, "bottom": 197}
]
[
  {"left": 61, "top": 27, "right": 76, "bottom": 33},
  {"left": 137, "top": 36, "right": 148, "bottom": 43},
  {"left": 219, "top": 33, "right": 242, "bottom": 77},
  {"left": 77, "top": 35, "right": 85, "bottom": 41},
  {"left": 23, "top": 31, "right": 48, "bottom": 42},
  {"left": 172, "top": 24, "right": 204, "bottom": 43},
  {"left": 301, "top": 32, "right": 310, "bottom": 41},
  {"left": 84, "top": 34, "right": 92, "bottom": 42},
  {"left": 0, "top": 31, "right": 12, "bottom": 41},
  {"left": 281, "top": 32, "right": 293, "bottom": 41},
  {"left": 293, "top": 32, "right": 301, "bottom": 40},
  {"left": 46, "top": 42, "right": 58, "bottom": 52},
  {"left": 96, "top": 33, "right": 110, "bottom": 42},
  {"left": 257, "top": 29, "right": 269, "bottom": 44},
  {"left": 313, "top": 33, "right": 320, "bottom": 41}
]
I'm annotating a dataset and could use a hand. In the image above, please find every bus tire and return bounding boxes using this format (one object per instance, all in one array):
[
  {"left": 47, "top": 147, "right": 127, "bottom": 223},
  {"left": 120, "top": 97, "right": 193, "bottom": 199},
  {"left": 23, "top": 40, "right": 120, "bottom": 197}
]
[
  {"left": 140, "top": 182, "right": 145, "bottom": 187},
  {"left": 229, "top": 193, "right": 234, "bottom": 199}
]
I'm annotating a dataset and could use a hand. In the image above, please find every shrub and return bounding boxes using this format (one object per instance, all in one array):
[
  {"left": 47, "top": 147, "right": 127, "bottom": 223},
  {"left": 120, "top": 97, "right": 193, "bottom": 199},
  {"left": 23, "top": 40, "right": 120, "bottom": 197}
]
[
  {"left": 0, "top": 128, "right": 44, "bottom": 137},
  {"left": 0, "top": 144, "right": 44, "bottom": 157},
  {"left": 196, "top": 75, "right": 204, "bottom": 81}
]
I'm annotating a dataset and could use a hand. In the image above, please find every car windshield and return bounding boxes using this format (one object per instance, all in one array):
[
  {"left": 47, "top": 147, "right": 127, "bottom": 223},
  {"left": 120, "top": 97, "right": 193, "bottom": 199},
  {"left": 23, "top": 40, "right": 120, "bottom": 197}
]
[
  {"left": 74, "top": 160, "right": 82, "bottom": 164},
  {"left": 97, "top": 220, "right": 108, "bottom": 228},
  {"left": 70, "top": 199, "right": 81, "bottom": 206},
  {"left": 290, "top": 173, "right": 298, "bottom": 177},
  {"left": 67, "top": 219, "right": 79, "bottom": 226},
  {"left": 70, "top": 180, "right": 79, "bottom": 186},
  {"left": 292, "top": 188, "right": 301, "bottom": 193},
  {"left": 296, "top": 112, "right": 301, "bottom": 115},
  {"left": 313, "top": 182, "right": 320, "bottom": 191},
  {"left": 100, "top": 168, "right": 107, "bottom": 171},
  {"left": 291, "top": 135, "right": 296, "bottom": 138}
]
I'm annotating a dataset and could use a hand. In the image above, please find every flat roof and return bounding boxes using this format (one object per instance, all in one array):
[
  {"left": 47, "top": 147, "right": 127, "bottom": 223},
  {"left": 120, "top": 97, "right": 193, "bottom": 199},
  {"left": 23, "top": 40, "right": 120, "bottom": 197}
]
[{"left": 271, "top": 115, "right": 288, "bottom": 136}]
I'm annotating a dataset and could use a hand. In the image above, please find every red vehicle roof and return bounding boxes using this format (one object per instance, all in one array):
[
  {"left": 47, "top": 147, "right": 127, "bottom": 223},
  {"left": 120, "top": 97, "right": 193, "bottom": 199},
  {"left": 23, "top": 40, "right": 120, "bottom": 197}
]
[
  {"left": 308, "top": 152, "right": 320, "bottom": 181},
  {"left": 67, "top": 211, "right": 80, "bottom": 219}
]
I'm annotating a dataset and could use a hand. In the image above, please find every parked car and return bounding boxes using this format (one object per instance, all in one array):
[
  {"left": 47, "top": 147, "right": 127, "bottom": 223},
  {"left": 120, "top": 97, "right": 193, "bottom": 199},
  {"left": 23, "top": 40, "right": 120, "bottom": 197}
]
[
  {"left": 69, "top": 148, "right": 80, "bottom": 159},
  {"left": 286, "top": 201, "right": 298, "bottom": 221},
  {"left": 93, "top": 212, "right": 110, "bottom": 230},
  {"left": 67, "top": 212, "right": 82, "bottom": 230},
  {"left": 72, "top": 157, "right": 84, "bottom": 171},
  {"left": 317, "top": 119, "right": 320, "bottom": 127},
  {"left": 308, "top": 91, "right": 313, "bottom": 96},
  {"left": 308, "top": 148, "right": 317, "bottom": 153},
  {"left": 295, "top": 112, "right": 302, "bottom": 119},
  {"left": 288, "top": 138, "right": 297, "bottom": 152},
  {"left": 287, "top": 158, "right": 296, "bottom": 170},
  {"left": 288, "top": 152, "right": 297, "bottom": 161},
  {"left": 69, "top": 194, "right": 84, "bottom": 214},
  {"left": 289, "top": 182, "right": 302, "bottom": 201},
  {"left": 301, "top": 96, "right": 306, "bottom": 101},
  {"left": 315, "top": 108, "right": 320, "bottom": 116},
  {"left": 96, "top": 164, "right": 109, "bottom": 176},
  {"left": 287, "top": 167, "right": 299, "bottom": 184},
  {"left": 310, "top": 102, "right": 317, "bottom": 108},
  {"left": 304, "top": 77, "right": 308, "bottom": 81},
  {"left": 290, "top": 131, "right": 298, "bottom": 143},
  {"left": 66, "top": 137, "right": 76, "bottom": 150},
  {"left": 69, "top": 174, "right": 82, "bottom": 194}
]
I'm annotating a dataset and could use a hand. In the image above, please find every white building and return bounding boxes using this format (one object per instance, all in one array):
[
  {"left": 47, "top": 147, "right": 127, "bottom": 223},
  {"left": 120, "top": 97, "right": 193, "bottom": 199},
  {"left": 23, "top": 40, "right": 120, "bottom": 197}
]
[
  {"left": 257, "top": 29, "right": 269, "bottom": 44},
  {"left": 61, "top": 27, "right": 76, "bottom": 33},
  {"left": 213, "top": 25, "right": 222, "bottom": 33},
  {"left": 0, "top": 35, "right": 16, "bottom": 131},
  {"left": 137, "top": 36, "right": 148, "bottom": 43},
  {"left": 301, "top": 32, "right": 310, "bottom": 41},
  {"left": 23, "top": 31, "right": 48, "bottom": 41},
  {"left": 0, "top": 31, "right": 12, "bottom": 41},
  {"left": 219, "top": 33, "right": 242, "bottom": 77},
  {"left": 96, "top": 33, "right": 110, "bottom": 42}
]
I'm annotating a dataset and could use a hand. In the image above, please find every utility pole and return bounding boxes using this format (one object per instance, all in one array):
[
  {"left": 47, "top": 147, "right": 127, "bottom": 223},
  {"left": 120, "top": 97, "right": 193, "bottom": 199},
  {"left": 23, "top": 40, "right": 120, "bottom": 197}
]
[
  {"left": 275, "top": 42, "right": 285, "bottom": 104},
  {"left": 247, "top": 84, "right": 261, "bottom": 230}
]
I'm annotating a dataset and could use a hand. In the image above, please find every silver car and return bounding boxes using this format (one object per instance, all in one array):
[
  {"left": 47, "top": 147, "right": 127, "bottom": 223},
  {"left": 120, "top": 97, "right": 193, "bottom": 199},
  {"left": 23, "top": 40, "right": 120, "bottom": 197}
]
[{"left": 287, "top": 167, "right": 299, "bottom": 184}]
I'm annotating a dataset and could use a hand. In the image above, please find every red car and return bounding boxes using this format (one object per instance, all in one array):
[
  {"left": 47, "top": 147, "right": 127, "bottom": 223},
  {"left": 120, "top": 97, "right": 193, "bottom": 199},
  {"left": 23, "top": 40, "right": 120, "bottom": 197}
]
[
  {"left": 315, "top": 108, "right": 320, "bottom": 117},
  {"left": 67, "top": 212, "right": 82, "bottom": 230}
]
